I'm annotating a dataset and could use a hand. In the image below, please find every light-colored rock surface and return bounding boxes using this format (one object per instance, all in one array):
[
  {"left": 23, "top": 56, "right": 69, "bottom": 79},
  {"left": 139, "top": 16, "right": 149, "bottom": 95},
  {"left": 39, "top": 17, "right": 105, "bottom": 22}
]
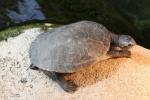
[{"left": 0, "top": 28, "right": 150, "bottom": 100}]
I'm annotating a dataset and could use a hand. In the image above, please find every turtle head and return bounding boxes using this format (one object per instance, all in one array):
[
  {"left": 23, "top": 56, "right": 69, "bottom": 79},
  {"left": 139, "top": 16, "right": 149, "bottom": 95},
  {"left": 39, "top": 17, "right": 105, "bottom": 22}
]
[{"left": 117, "top": 35, "right": 136, "bottom": 48}]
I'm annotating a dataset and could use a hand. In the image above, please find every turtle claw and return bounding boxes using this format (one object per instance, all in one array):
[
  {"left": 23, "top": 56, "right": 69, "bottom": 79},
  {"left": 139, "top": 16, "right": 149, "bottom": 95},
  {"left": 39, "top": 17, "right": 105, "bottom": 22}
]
[
  {"left": 122, "top": 50, "right": 131, "bottom": 58},
  {"left": 107, "top": 50, "right": 131, "bottom": 58},
  {"left": 29, "top": 64, "right": 39, "bottom": 70}
]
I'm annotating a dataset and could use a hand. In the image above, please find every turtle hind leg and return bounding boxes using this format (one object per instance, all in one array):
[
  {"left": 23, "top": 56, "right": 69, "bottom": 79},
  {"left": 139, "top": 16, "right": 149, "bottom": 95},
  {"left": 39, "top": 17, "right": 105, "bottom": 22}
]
[
  {"left": 51, "top": 72, "right": 78, "bottom": 93},
  {"left": 29, "top": 64, "right": 39, "bottom": 70}
]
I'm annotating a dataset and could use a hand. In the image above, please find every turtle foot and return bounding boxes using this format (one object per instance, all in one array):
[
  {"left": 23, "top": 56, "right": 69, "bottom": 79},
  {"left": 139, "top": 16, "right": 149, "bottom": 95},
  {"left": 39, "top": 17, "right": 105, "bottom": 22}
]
[
  {"left": 60, "top": 80, "right": 78, "bottom": 93},
  {"left": 51, "top": 72, "right": 78, "bottom": 93},
  {"left": 108, "top": 50, "right": 131, "bottom": 58},
  {"left": 121, "top": 50, "right": 131, "bottom": 58}
]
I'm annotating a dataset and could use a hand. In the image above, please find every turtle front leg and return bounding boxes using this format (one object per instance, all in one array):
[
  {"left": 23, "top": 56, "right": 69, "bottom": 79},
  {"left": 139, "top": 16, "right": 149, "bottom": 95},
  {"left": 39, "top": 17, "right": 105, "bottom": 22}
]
[
  {"left": 47, "top": 72, "right": 78, "bottom": 93},
  {"left": 107, "top": 50, "right": 131, "bottom": 58}
]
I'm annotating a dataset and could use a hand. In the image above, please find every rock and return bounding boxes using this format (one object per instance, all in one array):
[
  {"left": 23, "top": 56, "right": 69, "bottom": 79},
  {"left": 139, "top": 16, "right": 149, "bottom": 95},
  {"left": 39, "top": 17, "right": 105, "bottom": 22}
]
[
  {"left": 0, "top": 28, "right": 150, "bottom": 100},
  {"left": 63, "top": 45, "right": 150, "bottom": 87},
  {"left": 20, "top": 78, "right": 27, "bottom": 83}
]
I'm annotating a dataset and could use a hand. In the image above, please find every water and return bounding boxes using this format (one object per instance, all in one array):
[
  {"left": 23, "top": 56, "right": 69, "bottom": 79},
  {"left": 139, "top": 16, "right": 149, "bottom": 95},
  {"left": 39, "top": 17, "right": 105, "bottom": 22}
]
[{"left": 6, "top": 0, "right": 45, "bottom": 23}]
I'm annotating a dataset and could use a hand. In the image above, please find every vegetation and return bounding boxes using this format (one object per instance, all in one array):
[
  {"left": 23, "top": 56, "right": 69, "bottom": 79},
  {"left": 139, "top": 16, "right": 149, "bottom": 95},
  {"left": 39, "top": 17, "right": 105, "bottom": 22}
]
[{"left": 0, "top": 22, "right": 60, "bottom": 41}]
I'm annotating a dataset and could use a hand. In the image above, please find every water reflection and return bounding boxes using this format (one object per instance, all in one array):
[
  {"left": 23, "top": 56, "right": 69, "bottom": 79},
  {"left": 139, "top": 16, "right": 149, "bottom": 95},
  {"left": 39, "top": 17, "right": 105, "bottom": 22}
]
[{"left": 6, "top": 0, "right": 45, "bottom": 23}]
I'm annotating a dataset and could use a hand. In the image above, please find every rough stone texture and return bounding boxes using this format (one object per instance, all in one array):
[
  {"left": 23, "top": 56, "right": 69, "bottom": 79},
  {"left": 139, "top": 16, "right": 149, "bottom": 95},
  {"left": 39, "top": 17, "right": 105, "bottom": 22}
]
[{"left": 0, "top": 28, "right": 150, "bottom": 100}]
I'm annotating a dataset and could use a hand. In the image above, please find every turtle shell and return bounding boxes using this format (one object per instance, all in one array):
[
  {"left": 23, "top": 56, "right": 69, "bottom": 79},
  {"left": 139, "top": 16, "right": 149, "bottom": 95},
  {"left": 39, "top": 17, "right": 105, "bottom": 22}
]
[{"left": 29, "top": 21, "right": 111, "bottom": 73}]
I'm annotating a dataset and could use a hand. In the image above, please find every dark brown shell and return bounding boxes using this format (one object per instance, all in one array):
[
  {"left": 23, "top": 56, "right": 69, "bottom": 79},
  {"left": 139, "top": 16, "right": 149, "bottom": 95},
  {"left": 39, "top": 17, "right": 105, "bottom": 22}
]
[{"left": 29, "top": 21, "right": 111, "bottom": 73}]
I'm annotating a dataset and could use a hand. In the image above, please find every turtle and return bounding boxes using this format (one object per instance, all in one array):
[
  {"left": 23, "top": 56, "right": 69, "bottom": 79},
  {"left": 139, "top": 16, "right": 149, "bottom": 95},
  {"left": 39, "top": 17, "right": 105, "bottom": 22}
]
[{"left": 29, "top": 20, "right": 136, "bottom": 93}]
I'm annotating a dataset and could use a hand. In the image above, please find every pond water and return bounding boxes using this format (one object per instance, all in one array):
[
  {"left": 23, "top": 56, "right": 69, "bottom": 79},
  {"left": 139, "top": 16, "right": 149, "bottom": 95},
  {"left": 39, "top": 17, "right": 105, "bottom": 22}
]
[{"left": 6, "top": 0, "right": 45, "bottom": 23}]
